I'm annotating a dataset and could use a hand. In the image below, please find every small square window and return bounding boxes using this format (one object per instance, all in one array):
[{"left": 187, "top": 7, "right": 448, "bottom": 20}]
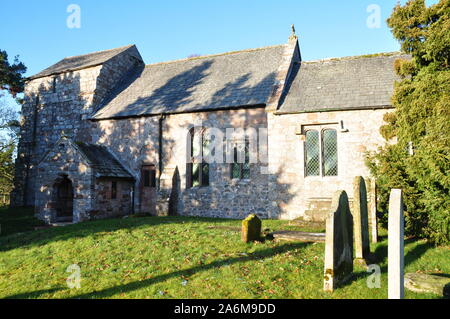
[
  {"left": 111, "top": 181, "right": 117, "bottom": 199},
  {"left": 142, "top": 165, "right": 156, "bottom": 188}
]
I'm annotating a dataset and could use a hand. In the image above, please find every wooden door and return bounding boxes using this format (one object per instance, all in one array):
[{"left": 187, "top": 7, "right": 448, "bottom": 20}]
[{"left": 140, "top": 164, "right": 157, "bottom": 215}]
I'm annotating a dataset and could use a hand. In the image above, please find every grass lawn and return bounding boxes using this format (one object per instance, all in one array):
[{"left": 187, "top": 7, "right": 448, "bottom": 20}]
[{"left": 0, "top": 206, "right": 448, "bottom": 299}]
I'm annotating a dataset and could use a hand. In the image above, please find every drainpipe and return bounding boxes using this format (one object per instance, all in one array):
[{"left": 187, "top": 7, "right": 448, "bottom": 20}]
[
  {"left": 158, "top": 114, "right": 166, "bottom": 190},
  {"left": 130, "top": 186, "right": 135, "bottom": 215}
]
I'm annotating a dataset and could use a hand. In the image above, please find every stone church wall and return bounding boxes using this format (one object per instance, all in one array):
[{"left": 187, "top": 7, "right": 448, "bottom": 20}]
[
  {"left": 90, "top": 178, "right": 134, "bottom": 220},
  {"left": 12, "top": 49, "right": 143, "bottom": 207},
  {"left": 267, "top": 108, "right": 391, "bottom": 220},
  {"left": 35, "top": 140, "right": 94, "bottom": 223},
  {"left": 92, "top": 107, "right": 271, "bottom": 219}
]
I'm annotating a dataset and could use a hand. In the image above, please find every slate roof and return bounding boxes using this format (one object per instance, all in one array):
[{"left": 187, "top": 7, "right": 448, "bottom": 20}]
[
  {"left": 75, "top": 142, "right": 133, "bottom": 179},
  {"left": 92, "top": 45, "right": 286, "bottom": 119},
  {"left": 277, "top": 53, "right": 409, "bottom": 114},
  {"left": 29, "top": 45, "right": 140, "bottom": 80}
]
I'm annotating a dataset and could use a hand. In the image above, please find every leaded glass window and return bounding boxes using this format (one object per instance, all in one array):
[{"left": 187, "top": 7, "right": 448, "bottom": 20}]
[
  {"left": 142, "top": 164, "right": 157, "bottom": 188},
  {"left": 304, "top": 128, "right": 338, "bottom": 177},
  {"left": 305, "top": 130, "right": 320, "bottom": 176},
  {"left": 187, "top": 128, "right": 210, "bottom": 188},
  {"left": 231, "top": 140, "right": 250, "bottom": 180},
  {"left": 322, "top": 129, "right": 338, "bottom": 176}
]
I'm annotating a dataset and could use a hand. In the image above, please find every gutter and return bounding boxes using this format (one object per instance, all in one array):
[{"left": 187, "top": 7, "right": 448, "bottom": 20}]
[
  {"left": 273, "top": 105, "right": 394, "bottom": 115},
  {"left": 89, "top": 104, "right": 267, "bottom": 122}
]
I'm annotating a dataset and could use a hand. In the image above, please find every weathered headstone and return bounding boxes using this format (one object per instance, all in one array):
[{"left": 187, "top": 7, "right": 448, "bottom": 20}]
[
  {"left": 368, "top": 178, "right": 378, "bottom": 243},
  {"left": 388, "top": 189, "right": 404, "bottom": 299},
  {"left": 324, "top": 191, "right": 354, "bottom": 292},
  {"left": 352, "top": 176, "right": 371, "bottom": 262},
  {"left": 241, "top": 214, "right": 262, "bottom": 243}
]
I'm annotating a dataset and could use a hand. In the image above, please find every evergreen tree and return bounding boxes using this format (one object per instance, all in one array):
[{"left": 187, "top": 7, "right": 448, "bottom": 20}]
[
  {"left": 0, "top": 49, "right": 26, "bottom": 97},
  {"left": 367, "top": 0, "right": 449, "bottom": 245},
  {"left": 0, "top": 49, "right": 26, "bottom": 199}
]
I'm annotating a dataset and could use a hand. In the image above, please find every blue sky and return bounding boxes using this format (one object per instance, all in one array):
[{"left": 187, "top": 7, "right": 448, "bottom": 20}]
[{"left": 1, "top": 0, "right": 439, "bottom": 93}]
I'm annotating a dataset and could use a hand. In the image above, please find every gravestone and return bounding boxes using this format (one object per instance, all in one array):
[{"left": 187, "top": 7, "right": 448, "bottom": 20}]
[
  {"left": 352, "top": 176, "right": 371, "bottom": 262},
  {"left": 241, "top": 214, "right": 262, "bottom": 243},
  {"left": 368, "top": 178, "right": 378, "bottom": 243},
  {"left": 388, "top": 189, "right": 404, "bottom": 299},
  {"left": 323, "top": 191, "right": 354, "bottom": 292}
]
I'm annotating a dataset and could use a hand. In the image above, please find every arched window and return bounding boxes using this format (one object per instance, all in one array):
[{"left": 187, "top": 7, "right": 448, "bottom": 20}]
[
  {"left": 231, "top": 139, "right": 250, "bottom": 180},
  {"left": 187, "top": 127, "right": 210, "bottom": 188},
  {"left": 305, "top": 128, "right": 338, "bottom": 177}
]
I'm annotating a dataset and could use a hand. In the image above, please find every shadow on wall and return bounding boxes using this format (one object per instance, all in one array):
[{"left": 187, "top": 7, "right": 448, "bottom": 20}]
[
  {"left": 15, "top": 60, "right": 281, "bottom": 217},
  {"left": 93, "top": 60, "right": 296, "bottom": 219}
]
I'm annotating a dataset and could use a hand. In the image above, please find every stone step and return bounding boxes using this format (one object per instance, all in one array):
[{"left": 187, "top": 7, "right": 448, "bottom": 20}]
[
  {"left": 303, "top": 197, "right": 355, "bottom": 223},
  {"left": 289, "top": 219, "right": 325, "bottom": 229},
  {"left": 50, "top": 222, "right": 73, "bottom": 227},
  {"left": 272, "top": 231, "right": 325, "bottom": 243}
]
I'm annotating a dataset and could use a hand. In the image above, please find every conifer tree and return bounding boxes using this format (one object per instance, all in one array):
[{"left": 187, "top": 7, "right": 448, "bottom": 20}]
[{"left": 367, "top": 0, "right": 449, "bottom": 244}]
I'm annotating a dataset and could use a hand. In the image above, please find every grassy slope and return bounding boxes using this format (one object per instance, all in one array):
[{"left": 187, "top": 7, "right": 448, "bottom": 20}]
[{"left": 0, "top": 207, "right": 448, "bottom": 299}]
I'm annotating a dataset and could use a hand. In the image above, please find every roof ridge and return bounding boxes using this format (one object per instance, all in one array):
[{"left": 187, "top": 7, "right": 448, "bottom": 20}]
[
  {"left": 303, "top": 51, "right": 405, "bottom": 63},
  {"left": 63, "top": 44, "right": 135, "bottom": 60},
  {"left": 144, "top": 43, "right": 286, "bottom": 67}
]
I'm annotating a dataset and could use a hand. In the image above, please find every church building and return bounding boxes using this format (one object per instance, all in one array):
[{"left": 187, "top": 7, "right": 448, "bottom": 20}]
[{"left": 11, "top": 30, "right": 406, "bottom": 224}]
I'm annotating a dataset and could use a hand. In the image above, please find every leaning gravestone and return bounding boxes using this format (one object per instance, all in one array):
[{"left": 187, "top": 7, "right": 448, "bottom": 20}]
[
  {"left": 241, "top": 214, "right": 262, "bottom": 243},
  {"left": 352, "top": 176, "right": 371, "bottom": 262},
  {"left": 324, "top": 191, "right": 354, "bottom": 292}
]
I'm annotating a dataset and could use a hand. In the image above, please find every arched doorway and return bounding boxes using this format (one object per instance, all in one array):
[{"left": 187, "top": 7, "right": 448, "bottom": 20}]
[{"left": 54, "top": 176, "right": 74, "bottom": 222}]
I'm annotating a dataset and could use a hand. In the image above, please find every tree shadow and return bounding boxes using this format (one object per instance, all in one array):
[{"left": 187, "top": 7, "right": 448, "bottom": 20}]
[
  {"left": 90, "top": 60, "right": 293, "bottom": 221},
  {"left": 96, "top": 60, "right": 214, "bottom": 118},
  {"left": 432, "top": 274, "right": 450, "bottom": 279},
  {"left": 0, "top": 214, "right": 247, "bottom": 252},
  {"left": 4, "top": 287, "right": 63, "bottom": 299},
  {"left": 67, "top": 242, "right": 310, "bottom": 299},
  {"left": 338, "top": 238, "right": 434, "bottom": 290},
  {"left": 372, "top": 238, "right": 432, "bottom": 269}
]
